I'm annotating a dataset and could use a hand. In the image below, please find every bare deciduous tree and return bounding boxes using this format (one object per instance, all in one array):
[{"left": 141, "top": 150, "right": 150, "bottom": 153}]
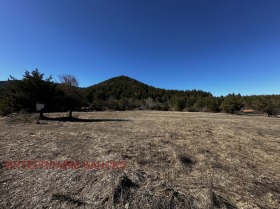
[{"left": 58, "top": 74, "right": 80, "bottom": 118}]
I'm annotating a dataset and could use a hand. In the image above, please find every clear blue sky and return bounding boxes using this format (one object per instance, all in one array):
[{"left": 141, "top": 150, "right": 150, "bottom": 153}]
[{"left": 0, "top": 0, "right": 280, "bottom": 96}]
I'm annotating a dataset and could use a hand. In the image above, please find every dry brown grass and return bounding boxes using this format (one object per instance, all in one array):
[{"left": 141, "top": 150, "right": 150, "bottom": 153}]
[{"left": 0, "top": 111, "right": 280, "bottom": 209}]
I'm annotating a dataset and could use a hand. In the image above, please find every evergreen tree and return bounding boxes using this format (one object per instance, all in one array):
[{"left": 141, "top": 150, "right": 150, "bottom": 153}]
[
  {"left": 221, "top": 94, "right": 243, "bottom": 114},
  {"left": 176, "top": 97, "right": 186, "bottom": 111},
  {"left": 255, "top": 96, "right": 279, "bottom": 116},
  {"left": 0, "top": 69, "right": 57, "bottom": 117}
]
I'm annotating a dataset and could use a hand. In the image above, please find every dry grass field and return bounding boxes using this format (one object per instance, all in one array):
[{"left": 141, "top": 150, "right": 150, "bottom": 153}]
[{"left": 0, "top": 111, "right": 280, "bottom": 209}]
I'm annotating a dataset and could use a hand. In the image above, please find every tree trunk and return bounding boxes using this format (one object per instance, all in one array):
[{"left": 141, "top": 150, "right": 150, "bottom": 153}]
[
  {"left": 39, "top": 110, "right": 44, "bottom": 119},
  {"left": 69, "top": 109, "right": 72, "bottom": 118}
]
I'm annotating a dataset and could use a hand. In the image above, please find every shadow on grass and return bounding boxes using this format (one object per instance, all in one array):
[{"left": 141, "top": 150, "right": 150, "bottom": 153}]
[{"left": 41, "top": 116, "right": 129, "bottom": 123}]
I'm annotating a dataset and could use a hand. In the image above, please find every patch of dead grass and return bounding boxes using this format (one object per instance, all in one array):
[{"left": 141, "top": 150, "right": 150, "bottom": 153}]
[{"left": 0, "top": 111, "right": 279, "bottom": 208}]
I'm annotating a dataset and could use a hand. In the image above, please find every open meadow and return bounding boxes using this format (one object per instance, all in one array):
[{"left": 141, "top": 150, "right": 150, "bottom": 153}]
[{"left": 0, "top": 111, "right": 280, "bottom": 209}]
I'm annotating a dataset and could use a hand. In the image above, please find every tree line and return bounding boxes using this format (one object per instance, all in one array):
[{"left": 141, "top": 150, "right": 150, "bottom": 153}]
[
  {"left": 0, "top": 69, "right": 279, "bottom": 117},
  {"left": 0, "top": 69, "right": 80, "bottom": 118}
]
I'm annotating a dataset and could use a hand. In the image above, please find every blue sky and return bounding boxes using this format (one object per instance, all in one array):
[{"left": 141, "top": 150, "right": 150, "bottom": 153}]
[{"left": 0, "top": 0, "right": 280, "bottom": 96}]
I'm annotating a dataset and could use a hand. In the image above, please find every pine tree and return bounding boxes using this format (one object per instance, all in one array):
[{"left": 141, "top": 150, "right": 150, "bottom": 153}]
[
  {"left": 221, "top": 94, "right": 243, "bottom": 114},
  {"left": 0, "top": 69, "right": 56, "bottom": 117}
]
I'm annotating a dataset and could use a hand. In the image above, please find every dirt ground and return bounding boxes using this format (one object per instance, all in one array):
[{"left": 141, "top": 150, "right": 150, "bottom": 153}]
[{"left": 0, "top": 111, "right": 279, "bottom": 209}]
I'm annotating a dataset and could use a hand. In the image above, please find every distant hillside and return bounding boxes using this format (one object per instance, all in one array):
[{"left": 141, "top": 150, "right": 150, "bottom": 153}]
[
  {"left": 82, "top": 75, "right": 216, "bottom": 111},
  {"left": 0, "top": 81, "right": 8, "bottom": 87},
  {"left": 85, "top": 75, "right": 160, "bottom": 100}
]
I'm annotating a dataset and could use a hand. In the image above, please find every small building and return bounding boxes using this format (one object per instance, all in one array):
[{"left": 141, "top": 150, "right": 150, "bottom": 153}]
[{"left": 242, "top": 109, "right": 254, "bottom": 113}]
